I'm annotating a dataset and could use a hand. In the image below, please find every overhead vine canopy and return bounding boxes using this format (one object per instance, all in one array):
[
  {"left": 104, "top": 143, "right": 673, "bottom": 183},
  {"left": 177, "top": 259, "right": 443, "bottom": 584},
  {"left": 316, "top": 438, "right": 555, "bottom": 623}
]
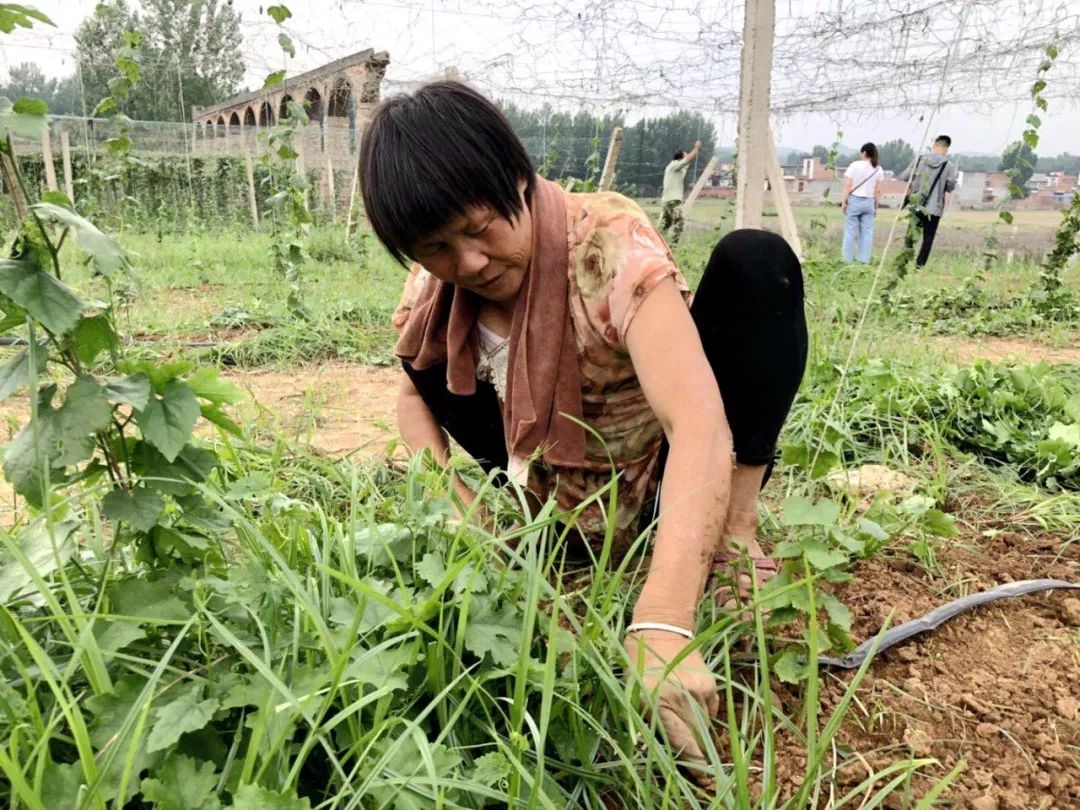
[{"left": 350, "top": 0, "right": 1080, "bottom": 119}]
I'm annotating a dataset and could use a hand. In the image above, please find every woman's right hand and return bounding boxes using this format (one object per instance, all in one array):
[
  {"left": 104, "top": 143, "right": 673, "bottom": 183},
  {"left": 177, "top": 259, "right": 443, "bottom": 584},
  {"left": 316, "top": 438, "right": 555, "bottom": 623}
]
[
  {"left": 624, "top": 629, "right": 720, "bottom": 790},
  {"left": 841, "top": 198, "right": 848, "bottom": 213}
]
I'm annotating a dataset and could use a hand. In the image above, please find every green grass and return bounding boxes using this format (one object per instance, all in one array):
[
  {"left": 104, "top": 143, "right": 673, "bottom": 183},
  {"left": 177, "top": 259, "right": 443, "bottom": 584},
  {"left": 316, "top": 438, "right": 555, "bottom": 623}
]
[{"left": 2, "top": 201, "right": 1079, "bottom": 807}]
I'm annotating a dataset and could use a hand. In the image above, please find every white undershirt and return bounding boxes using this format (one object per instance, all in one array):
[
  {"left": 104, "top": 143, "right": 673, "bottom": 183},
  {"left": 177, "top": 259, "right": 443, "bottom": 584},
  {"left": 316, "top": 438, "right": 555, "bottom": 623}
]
[{"left": 475, "top": 322, "right": 529, "bottom": 485}]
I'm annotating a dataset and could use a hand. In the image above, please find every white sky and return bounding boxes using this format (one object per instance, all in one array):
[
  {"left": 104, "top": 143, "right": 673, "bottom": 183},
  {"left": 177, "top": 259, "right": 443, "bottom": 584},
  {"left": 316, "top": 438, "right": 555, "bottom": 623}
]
[{"left": 3, "top": 0, "right": 1079, "bottom": 156}]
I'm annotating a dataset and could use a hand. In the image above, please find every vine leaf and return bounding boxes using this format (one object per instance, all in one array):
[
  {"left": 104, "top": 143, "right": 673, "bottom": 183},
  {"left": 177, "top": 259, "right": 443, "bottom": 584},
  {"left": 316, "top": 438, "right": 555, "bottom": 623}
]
[
  {"left": 0, "top": 6, "right": 55, "bottom": 34},
  {"left": 0, "top": 256, "right": 85, "bottom": 336},
  {"left": 267, "top": 5, "right": 293, "bottom": 24},
  {"left": 102, "top": 486, "right": 164, "bottom": 532},
  {"left": 146, "top": 684, "right": 219, "bottom": 752},
  {"left": 0, "top": 95, "right": 48, "bottom": 138},
  {"left": 232, "top": 785, "right": 311, "bottom": 810},
  {"left": 3, "top": 378, "right": 113, "bottom": 504},
  {"left": 140, "top": 754, "right": 221, "bottom": 810},
  {"left": 136, "top": 382, "right": 199, "bottom": 462},
  {"left": 33, "top": 203, "right": 128, "bottom": 278},
  {"left": 0, "top": 341, "right": 46, "bottom": 402},
  {"left": 67, "top": 313, "right": 118, "bottom": 365}
]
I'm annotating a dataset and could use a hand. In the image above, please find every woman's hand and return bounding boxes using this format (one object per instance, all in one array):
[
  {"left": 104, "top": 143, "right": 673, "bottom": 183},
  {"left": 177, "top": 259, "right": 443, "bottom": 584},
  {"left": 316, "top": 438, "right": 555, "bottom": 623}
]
[
  {"left": 624, "top": 629, "right": 720, "bottom": 790},
  {"left": 840, "top": 197, "right": 848, "bottom": 213}
]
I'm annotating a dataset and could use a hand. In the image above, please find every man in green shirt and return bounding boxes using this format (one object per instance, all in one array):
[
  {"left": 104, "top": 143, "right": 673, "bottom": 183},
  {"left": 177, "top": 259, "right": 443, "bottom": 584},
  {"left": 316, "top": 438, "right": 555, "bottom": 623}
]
[{"left": 659, "top": 140, "right": 702, "bottom": 245}]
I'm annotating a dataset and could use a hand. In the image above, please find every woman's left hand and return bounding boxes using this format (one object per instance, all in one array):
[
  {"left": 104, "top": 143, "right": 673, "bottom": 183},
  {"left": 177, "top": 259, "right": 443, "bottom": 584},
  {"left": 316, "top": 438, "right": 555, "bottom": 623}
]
[{"left": 624, "top": 629, "right": 719, "bottom": 790}]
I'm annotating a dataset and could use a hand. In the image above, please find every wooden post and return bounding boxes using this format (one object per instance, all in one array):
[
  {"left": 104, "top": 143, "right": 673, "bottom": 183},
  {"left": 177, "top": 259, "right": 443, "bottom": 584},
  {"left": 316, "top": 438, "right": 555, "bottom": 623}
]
[
  {"left": 683, "top": 155, "right": 719, "bottom": 215},
  {"left": 244, "top": 153, "right": 260, "bottom": 232},
  {"left": 765, "top": 127, "right": 803, "bottom": 259},
  {"left": 60, "top": 130, "right": 74, "bottom": 202},
  {"left": 324, "top": 153, "right": 336, "bottom": 221},
  {"left": 735, "top": 0, "right": 775, "bottom": 230},
  {"left": 40, "top": 129, "right": 58, "bottom": 192},
  {"left": 345, "top": 156, "right": 361, "bottom": 241},
  {"left": 599, "top": 127, "right": 624, "bottom": 192},
  {"left": 0, "top": 152, "right": 30, "bottom": 221}
]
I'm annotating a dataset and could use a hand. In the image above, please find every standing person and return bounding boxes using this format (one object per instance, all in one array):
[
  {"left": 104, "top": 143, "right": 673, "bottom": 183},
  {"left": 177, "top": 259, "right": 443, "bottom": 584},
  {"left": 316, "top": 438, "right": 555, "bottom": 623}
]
[
  {"left": 365, "top": 82, "right": 807, "bottom": 788},
  {"left": 658, "top": 140, "right": 702, "bottom": 245},
  {"left": 902, "top": 135, "right": 959, "bottom": 267},
  {"left": 840, "top": 143, "right": 883, "bottom": 264}
]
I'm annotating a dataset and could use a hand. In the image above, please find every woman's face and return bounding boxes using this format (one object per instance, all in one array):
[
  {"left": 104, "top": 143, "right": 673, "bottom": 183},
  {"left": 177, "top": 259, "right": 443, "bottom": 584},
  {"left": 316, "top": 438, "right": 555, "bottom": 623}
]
[{"left": 410, "top": 186, "right": 532, "bottom": 303}]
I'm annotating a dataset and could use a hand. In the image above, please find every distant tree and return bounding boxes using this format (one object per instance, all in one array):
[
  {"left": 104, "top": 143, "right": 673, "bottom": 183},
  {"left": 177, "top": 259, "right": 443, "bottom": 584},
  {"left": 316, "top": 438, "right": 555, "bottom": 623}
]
[
  {"left": 75, "top": 0, "right": 244, "bottom": 121},
  {"left": 811, "top": 144, "right": 830, "bottom": 161},
  {"left": 502, "top": 102, "right": 717, "bottom": 196},
  {"left": 783, "top": 150, "right": 810, "bottom": 166},
  {"left": 0, "top": 62, "right": 81, "bottom": 115},
  {"left": 877, "top": 138, "right": 915, "bottom": 173},
  {"left": 1000, "top": 141, "right": 1038, "bottom": 196}
]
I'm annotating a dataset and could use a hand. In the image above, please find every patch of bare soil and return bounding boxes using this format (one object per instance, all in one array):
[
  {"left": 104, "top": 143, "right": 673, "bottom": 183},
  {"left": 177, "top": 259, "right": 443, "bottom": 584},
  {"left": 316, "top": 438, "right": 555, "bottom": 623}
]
[
  {"left": 930, "top": 335, "right": 1080, "bottom": 365},
  {"left": 772, "top": 524, "right": 1080, "bottom": 807},
  {"left": 226, "top": 361, "right": 401, "bottom": 455}
]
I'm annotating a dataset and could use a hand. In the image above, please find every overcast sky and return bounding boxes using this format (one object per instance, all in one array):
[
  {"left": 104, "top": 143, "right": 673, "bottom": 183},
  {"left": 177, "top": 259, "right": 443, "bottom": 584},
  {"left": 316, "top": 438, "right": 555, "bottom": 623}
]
[{"left": 3, "top": 0, "right": 1079, "bottom": 155}]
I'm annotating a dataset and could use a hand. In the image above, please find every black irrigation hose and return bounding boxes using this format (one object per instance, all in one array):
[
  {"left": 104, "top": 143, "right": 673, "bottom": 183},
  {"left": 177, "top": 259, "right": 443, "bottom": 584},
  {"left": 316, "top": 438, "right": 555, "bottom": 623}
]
[{"left": 819, "top": 578, "right": 1080, "bottom": 668}]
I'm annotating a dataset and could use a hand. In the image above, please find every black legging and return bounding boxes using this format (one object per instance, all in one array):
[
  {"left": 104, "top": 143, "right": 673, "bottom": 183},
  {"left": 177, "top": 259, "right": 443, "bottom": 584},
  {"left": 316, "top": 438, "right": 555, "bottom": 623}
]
[{"left": 403, "top": 229, "right": 807, "bottom": 485}]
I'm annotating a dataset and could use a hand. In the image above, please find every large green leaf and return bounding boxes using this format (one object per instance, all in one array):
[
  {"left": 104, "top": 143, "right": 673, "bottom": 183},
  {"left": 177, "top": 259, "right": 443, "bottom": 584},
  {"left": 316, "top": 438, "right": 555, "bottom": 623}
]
[
  {"left": 86, "top": 673, "right": 149, "bottom": 748},
  {"left": 33, "top": 203, "right": 128, "bottom": 278},
  {"left": 0, "top": 6, "right": 54, "bottom": 34},
  {"left": 140, "top": 754, "right": 221, "bottom": 810},
  {"left": 50, "top": 376, "right": 113, "bottom": 466},
  {"left": 106, "top": 577, "right": 189, "bottom": 621},
  {"left": 0, "top": 341, "right": 46, "bottom": 402},
  {"left": 144, "top": 758, "right": 219, "bottom": 809},
  {"left": 345, "top": 644, "right": 418, "bottom": 692},
  {"left": 102, "top": 486, "right": 165, "bottom": 532},
  {"left": 67, "top": 312, "right": 118, "bottom": 365},
  {"left": 0, "top": 519, "right": 78, "bottom": 602},
  {"left": 133, "top": 441, "right": 217, "bottom": 496},
  {"left": 147, "top": 684, "right": 219, "bottom": 753},
  {"left": 0, "top": 95, "right": 48, "bottom": 138},
  {"left": 104, "top": 373, "right": 151, "bottom": 410},
  {"left": 0, "top": 256, "right": 85, "bottom": 336},
  {"left": 464, "top": 596, "right": 523, "bottom": 667},
  {"left": 3, "top": 378, "right": 112, "bottom": 503},
  {"left": 781, "top": 496, "right": 839, "bottom": 527},
  {"left": 186, "top": 367, "right": 243, "bottom": 405},
  {"left": 136, "top": 382, "right": 200, "bottom": 462},
  {"left": 233, "top": 785, "right": 312, "bottom": 810},
  {"left": 40, "top": 760, "right": 83, "bottom": 808}
]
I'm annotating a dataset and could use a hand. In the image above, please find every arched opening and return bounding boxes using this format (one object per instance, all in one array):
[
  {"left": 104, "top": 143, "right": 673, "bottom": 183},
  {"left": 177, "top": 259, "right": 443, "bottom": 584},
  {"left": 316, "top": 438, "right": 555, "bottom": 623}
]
[
  {"left": 304, "top": 87, "right": 323, "bottom": 121},
  {"left": 244, "top": 106, "right": 256, "bottom": 126},
  {"left": 258, "top": 100, "right": 273, "bottom": 127},
  {"left": 216, "top": 115, "right": 226, "bottom": 128},
  {"left": 229, "top": 111, "right": 241, "bottom": 126},
  {"left": 327, "top": 78, "right": 352, "bottom": 118},
  {"left": 326, "top": 78, "right": 356, "bottom": 153},
  {"left": 278, "top": 94, "right": 294, "bottom": 121},
  {"left": 206, "top": 118, "right": 216, "bottom": 138}
]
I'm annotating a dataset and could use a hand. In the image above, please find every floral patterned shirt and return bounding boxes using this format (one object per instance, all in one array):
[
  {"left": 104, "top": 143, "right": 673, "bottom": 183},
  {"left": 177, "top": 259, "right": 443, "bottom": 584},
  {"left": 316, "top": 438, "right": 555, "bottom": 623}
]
[{"left": 394, "top": 190, "right": 691, "bottom": 553}]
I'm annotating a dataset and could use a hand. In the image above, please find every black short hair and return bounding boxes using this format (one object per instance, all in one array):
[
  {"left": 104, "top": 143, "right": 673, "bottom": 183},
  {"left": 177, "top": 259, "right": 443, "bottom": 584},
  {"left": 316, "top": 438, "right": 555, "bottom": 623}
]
[
  {"left": 673, "top": 150, "right": 686, "bottom": 160},
  {"left": 935, "top": 135, "right": 952, "bottom": 147},
  {"left": 359, "top": 81, "right": 535, "bottom": 265}
]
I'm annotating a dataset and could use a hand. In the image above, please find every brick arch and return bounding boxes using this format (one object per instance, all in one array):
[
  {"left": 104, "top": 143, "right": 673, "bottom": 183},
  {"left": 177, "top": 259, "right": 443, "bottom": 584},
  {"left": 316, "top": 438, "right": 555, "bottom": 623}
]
[
  {"left": 228, "top": 111, "right": 241, "bottom": 126},
  {"left": 243, "top": 106, "right": 256, "bottom": 126},
  {"left": 304, "top": 86, "right": 323, "bottom": 120},
  {"left": 327, "top": 77, "right": 353, "bottom": 118},
  {"left": 216, "top": 115, "right": 226, "bottom": 127},
  {"left": 258, "top": 100, "right": 273, "bottom": 126},
  {"left": 278, "top": 94, "right": 294, "bottom": 120}
]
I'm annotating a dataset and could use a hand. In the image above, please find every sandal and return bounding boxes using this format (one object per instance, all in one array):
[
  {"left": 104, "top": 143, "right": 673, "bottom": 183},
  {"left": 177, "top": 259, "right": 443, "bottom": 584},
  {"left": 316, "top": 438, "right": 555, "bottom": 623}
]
[{"left": 711, "top": 547, "right": 779, "bottom": 617}]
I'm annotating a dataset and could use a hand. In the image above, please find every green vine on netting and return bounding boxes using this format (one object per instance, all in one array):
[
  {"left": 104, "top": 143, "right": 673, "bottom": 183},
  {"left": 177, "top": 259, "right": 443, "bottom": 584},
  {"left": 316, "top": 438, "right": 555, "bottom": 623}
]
[
  {"left": 0, "top": 8, "right": 243, "bottom": 573},
  {"left": 260, "top": 3, "right": 313, "bottom": 320}
]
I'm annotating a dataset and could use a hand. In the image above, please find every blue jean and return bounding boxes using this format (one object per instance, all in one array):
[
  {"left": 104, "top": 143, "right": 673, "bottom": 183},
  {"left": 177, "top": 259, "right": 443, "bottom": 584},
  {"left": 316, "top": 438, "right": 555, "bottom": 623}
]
[{"left": 842, "top": 196, "right": 876, "bottom": 263}]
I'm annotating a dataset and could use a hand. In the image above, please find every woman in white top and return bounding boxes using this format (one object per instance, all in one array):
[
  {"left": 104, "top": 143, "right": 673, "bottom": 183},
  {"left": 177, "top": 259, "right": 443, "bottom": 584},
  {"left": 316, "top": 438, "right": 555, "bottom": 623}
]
[{"left": 840, "top": 142, "right": 883, "bottom": 264}]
